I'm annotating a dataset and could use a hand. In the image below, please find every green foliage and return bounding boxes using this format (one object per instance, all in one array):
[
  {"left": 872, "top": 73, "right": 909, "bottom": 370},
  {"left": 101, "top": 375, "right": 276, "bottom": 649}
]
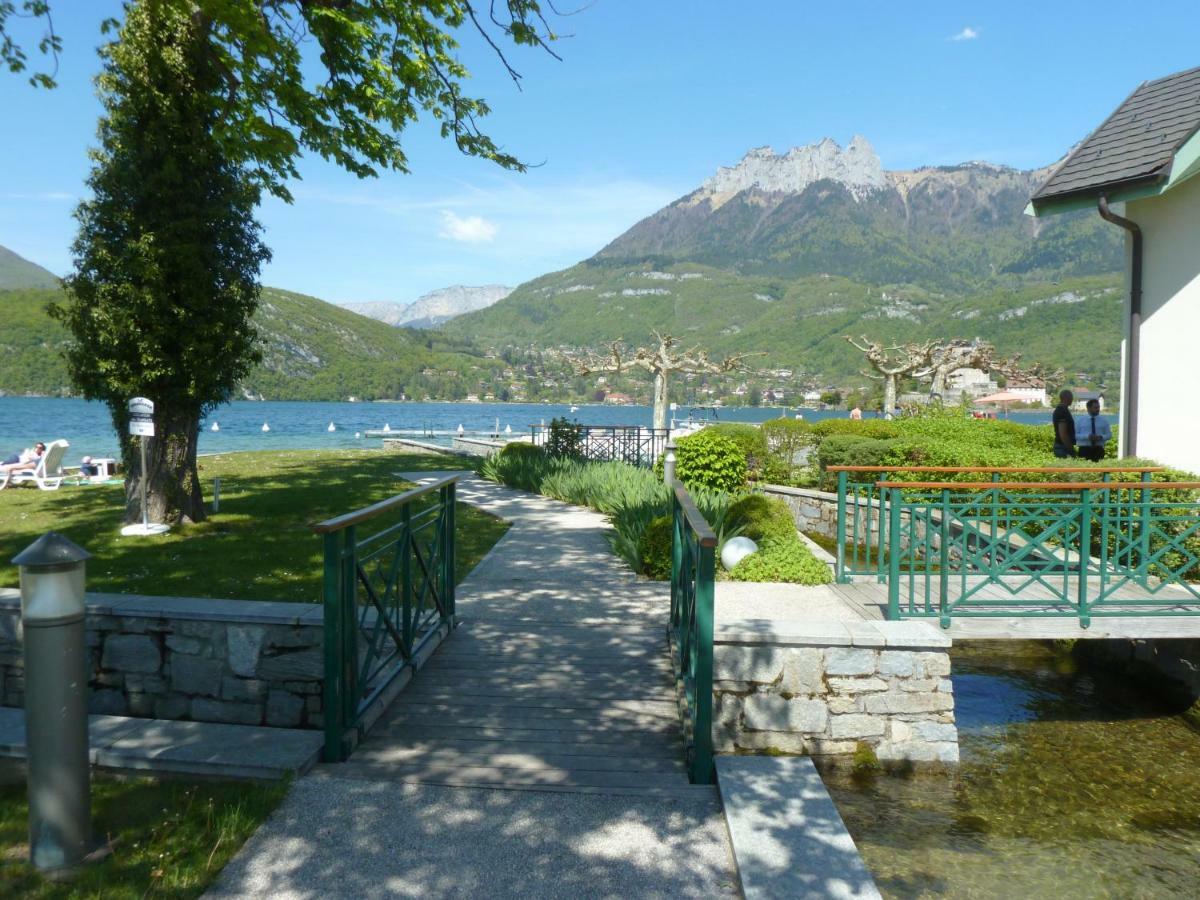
[
  {"left": 2, "top": 2, "right": 560, "bottom": 198},
  {"left": 546, "top": 416, "right": 584, "bottom": 459},
  {"left": 637, "top": 514, "right": 674, "bottom": 581},
  {"left": 675, "top": 428, "right": 747, "bottom": 493},
  {"left": 707, "top": 423, "right": 770, "bottom": 480},
  {"left": 816, "top": 436, "right": 912, "bottom": 488},
  {"left": 727, "top": 494, "right": 797, "bottom": 544},
  {"left": 51, "top": 5, "right": 271, "bottom": 522},
  {"left": 729, "top": 537, "right": 831, "bottom": 585},
  {"left": 761, "top": 418, "right": 812, "bottom": 484}
]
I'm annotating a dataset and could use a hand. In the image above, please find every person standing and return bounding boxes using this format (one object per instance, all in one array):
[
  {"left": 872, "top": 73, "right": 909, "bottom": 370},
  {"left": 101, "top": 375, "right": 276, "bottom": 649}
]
[
  {"left": 1075, "top": 398, "right": 1112, "bottom": 462},
  {"left": 849, "top": 406, "right": 863, "bottom": 420},
  {"left": 1052, "top": 390, "right": 1076, "bottom": 458}
]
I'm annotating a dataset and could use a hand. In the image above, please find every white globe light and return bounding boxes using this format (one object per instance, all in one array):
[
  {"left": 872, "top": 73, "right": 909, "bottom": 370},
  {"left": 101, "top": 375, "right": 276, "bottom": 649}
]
[{"left": 721, "top": 536, "right": 758, "bottom": 570}]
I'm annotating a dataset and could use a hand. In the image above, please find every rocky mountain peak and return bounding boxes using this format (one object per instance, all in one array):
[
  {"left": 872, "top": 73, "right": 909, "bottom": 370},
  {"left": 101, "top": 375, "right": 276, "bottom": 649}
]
[{"left": 700, "top": 135, "right": 886, "bottom": 201}]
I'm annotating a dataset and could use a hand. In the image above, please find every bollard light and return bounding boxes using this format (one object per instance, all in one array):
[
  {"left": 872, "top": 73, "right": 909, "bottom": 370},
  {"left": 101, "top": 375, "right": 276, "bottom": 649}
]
[
  {"left": 12, "top": 532, "right": 93, "bottom": 873},
  {"left": 664, "top": 439, "right": 678, "bottom": 488}
]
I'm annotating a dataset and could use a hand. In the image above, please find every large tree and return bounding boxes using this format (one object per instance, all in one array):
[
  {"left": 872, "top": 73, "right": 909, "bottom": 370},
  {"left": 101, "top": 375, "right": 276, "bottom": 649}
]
[
  {"left": 9, "top": 1, "right": 560, "bottom": 524},
  {"left": 52, "top": 3, "right": 269, "bottom": 524},
  {"left": 575, "top": 333, "right": 756, "bottom": 431}
]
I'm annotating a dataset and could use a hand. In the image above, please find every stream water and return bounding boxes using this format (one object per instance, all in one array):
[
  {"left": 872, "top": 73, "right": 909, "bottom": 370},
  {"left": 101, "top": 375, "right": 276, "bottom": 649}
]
[{"left": 822, "top": 641, "right": 1200, "bottom": 898}]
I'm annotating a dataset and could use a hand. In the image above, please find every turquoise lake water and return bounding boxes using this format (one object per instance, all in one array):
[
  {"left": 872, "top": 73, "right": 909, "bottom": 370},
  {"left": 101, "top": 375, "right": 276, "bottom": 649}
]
[{"left": 0, "top": 397, "right": 1053, "bottom": 467}]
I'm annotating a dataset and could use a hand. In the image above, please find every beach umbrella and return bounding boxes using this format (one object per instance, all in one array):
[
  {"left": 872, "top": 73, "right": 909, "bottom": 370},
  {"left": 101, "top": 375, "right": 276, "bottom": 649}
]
[{"left": 974, "top": 390, "right": 1026, "bottom": 417}]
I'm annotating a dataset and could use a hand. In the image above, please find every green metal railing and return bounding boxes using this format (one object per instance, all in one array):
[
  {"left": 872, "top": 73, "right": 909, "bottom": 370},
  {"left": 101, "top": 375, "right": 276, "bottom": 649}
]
[
  {"left": 832, "top": 465, "right": 1163, "bottom": 583},
  {"left": 880, "top": 479, "right": 1200, "bottom": 627},
  {"left": 312, "top": 475, "right": 458, "bottom": 761},
  {"left": 669, "top": 482, "right": 715, "bottom": 784},
  {"left": 530, "top": 424, "right": 669, "bottom": 467}
]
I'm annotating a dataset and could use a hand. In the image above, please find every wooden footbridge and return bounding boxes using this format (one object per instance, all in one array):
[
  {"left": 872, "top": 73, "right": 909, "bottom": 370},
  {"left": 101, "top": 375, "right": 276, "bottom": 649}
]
[
  {"left": 829, "top": 465, "right": 1200, "bottom": 638},
  {"left": 304, "top": 464, "right": 1200, "bottom": 793}
]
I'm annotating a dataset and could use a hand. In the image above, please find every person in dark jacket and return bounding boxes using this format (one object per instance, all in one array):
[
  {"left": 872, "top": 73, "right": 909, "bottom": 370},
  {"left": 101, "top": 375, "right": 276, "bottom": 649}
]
[{"left": 1052, "top": 390, "right": 1076, "bottom": 458}]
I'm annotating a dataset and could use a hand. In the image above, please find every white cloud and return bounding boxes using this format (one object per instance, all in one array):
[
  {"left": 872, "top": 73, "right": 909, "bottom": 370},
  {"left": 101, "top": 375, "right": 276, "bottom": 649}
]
[
  {"left": 437, "top": 210, "right": 498, "bottom": 243},
  {"left": 950, "top": 26, "right": 980, "bottom": 42}
]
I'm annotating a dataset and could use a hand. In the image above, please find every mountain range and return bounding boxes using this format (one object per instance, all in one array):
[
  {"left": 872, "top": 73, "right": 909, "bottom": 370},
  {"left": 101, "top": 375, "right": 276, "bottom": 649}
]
[
  {"left": 342, "top": 284, "right": 512, "bottom": 329},
  {"left": 447, "top": 136, "right": 1126, "bottom": 383},
  {"left": 0, "top": 245, "right": 58, "bottom": 290}
]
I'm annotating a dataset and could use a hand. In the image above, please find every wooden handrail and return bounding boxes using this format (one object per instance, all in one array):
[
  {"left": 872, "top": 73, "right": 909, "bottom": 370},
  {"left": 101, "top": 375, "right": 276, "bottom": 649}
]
[
  {"left": 829, "top": 465, "right": 1164, "bottom": 473},
  {"left": 875, "top": 481, "right": 1200, "bottom": 491},
  {"left": 673, "top": 483, "right": 718, "bottom": 547},
  {"left": 311, "top": 474, "right": 460, "bottom": 534}
]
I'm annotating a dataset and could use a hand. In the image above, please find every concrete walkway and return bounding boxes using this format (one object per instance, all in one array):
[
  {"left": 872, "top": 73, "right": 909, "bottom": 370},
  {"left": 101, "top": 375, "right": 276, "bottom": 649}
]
[{"left": 209, "top": 474, "right": 738, "bottom": 898}]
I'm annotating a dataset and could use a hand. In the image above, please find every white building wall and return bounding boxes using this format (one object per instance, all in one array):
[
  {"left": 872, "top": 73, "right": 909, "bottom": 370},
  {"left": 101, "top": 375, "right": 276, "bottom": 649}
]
[{"left": 1126, "top": 174, "right": 1200, "bottom": 474}]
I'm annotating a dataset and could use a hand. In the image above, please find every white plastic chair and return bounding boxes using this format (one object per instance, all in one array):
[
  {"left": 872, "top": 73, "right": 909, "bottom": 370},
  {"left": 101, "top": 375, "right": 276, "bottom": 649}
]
[{"left": 0, "top": 440, "right": 70, "bottom": 491}]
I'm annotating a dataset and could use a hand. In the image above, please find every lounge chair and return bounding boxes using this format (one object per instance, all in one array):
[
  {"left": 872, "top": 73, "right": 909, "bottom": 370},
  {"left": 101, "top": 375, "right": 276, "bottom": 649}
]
[{"left": 0, "top": 440, "right": 70, "bottom": 491}]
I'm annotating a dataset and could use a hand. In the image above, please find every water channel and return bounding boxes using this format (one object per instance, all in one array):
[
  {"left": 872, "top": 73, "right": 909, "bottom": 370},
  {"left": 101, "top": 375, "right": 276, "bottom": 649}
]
[{"left": 822, "top": 641, "right": 1200, "bottom": 898}]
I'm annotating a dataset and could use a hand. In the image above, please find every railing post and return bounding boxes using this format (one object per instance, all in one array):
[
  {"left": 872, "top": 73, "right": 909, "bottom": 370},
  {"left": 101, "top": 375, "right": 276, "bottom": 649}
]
[
  {"left": 444, "top": 481, "right": 457, "bottom": 621},
  {"left": 670, "top": 493, "right": 682, "bottom": 627},
  {"left": 692, "top": 538, "right": 715, "bottom": 785},
  {"left": 888, "top": 488, "right": 902, "bottom": 621},
  {"left": 836, "top": 470, "right": 849, "bottom": 583},
  {"left": 400, "top": 504, "right": 413, "bottom": 654},
  {"left": 939, "top": 488, "right": 951, "bottom": 629},
  {"left": 322, "top": 527, "right": 358, "bottom": 762},
  {"left": 1078, "top": 489, "right": 1092, "bottom": 628},
  {"left": 1139, "top": 470, "right": 1153, "bottom": 586},
  {"left": 877, "top": 473, "right": 889, "bottom": 583}
]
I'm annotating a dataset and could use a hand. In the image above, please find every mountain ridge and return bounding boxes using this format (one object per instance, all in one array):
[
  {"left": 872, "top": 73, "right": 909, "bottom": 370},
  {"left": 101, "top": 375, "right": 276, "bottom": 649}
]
[
  {"left": 342, "top": 283, "right": 512, "bottom": 329},
  {"left": 0, "top": 244, "right": 59, "bottom": 290}
]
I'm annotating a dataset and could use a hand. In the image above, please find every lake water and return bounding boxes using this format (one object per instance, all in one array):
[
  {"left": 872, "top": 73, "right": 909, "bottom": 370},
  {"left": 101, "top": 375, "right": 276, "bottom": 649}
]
[
  {"left": 0, "top": 397, "right": 1053, "bottom": 467},
  {"left": 823, "top": 641, "right": 1200, "bottom": 898}
]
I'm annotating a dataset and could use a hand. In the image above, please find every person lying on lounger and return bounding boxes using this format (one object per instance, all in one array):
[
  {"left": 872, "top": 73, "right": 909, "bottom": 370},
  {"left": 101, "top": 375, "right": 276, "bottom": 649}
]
[{"left": 0, "top": 442, "right": 45, "bottom": 473}]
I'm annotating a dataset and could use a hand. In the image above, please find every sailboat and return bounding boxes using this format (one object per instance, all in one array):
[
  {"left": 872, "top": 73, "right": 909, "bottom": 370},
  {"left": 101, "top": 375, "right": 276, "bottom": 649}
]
[
  {"left": 210, "top": 422, "right": 219, "bottom": 432},
  {"left": 261, "top": 422, "right": 270, "bottom": 432},
  {"left": 327, "top": 422, "right": 336, "bottom": 432}
]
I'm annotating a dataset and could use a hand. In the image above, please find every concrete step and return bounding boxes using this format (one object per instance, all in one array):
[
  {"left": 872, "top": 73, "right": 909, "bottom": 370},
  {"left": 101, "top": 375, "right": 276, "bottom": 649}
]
[
  {"left": 380, "top": 710, "right": 683, "bottom": 737},
  {"left": 353, "top": 734, "right": 683, "bottom": 762},
  {"left": 386, "top": 698, "right": 680, "bottom": 721},
  {"left": 332, "top": 760, "right": 692, "bottom": 792},
  {"left": 371, "top": 722, "right": 682, "bottom": 750},
  {"left": 394, "top": 688, "right": 678, "bottom": 711},
  {"left": 347, "top": 743, "right": 686, "bottom": 773}
]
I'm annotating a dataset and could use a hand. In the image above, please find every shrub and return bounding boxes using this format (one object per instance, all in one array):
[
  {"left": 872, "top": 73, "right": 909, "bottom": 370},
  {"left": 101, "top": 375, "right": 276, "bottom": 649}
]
[
  {"left": 637, "top": 514, "right": 674, "bottom": 581},
  {"left": 545, "top": 416, "right": 584, "bottom": 459},
  {"left": 500, "top": 442, "right": 546, "bottom": 462},
  {"left": 674, "top": 429, "right": 747, "bottom": 493},
  {"left": 761, "top": 418, "right": 812, "bottom": 484},
  {"left": 816, "top": 435, "right": 913, "bottom": 488},
  {"left": 729, "top": 538, "right": 831, "bottom": 585},
  {"left": 727, "top": 494, "right": 797, "bottom": 544},
  {"left": 707, "top": 423, "right": 770, "bottom": 480}
]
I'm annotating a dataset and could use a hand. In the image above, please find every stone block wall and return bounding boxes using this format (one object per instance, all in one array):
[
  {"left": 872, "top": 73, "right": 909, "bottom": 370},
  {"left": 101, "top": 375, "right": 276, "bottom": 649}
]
[
  {"left": 760, "top": 485, "right": 840, "bottom": 540},
  {"left": 710, "top": 620, "right": 959, "bottom": 764},
  {"left": 0, "top": 589, "right": 324, "bottom": 729}
]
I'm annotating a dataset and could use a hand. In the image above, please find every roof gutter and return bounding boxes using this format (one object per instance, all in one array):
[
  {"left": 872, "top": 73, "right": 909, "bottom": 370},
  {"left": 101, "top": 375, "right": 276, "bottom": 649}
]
[{"left": 1097, "top": 195, "right": 1142, "bottom": 457}]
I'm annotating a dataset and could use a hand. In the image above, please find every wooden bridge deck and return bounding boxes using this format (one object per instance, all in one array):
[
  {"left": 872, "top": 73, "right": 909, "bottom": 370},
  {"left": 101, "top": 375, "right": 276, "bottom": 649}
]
[
  {"left": 832, "top": 575, "right": 1200, "bottom": 639},
  {"left": 328, "top": 475, "right": 710, "bottom": 796}
]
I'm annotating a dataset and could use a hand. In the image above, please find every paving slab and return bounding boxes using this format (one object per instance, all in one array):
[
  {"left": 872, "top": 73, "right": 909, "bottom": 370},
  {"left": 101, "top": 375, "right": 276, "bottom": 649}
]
[
  {"left": 716, "top": 755, "right": 881, "bottom": 900},
  {"left": 207, "top": 774, "right": 737, "bottom": 899},
  {"left": 0, "top": 706, "right": 321, "bottom": 780}
]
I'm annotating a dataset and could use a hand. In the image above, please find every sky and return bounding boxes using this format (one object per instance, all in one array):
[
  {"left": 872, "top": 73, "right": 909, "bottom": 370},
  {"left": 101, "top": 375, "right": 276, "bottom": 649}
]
[{"left": 1, "top": 1, "right": 1198, "bottom": 305}]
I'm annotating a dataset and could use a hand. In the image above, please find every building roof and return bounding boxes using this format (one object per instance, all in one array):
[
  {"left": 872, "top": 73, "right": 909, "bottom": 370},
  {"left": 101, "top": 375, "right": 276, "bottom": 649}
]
[{"left": 1030, "top": 66, "right": 1200, "bottom": 212}]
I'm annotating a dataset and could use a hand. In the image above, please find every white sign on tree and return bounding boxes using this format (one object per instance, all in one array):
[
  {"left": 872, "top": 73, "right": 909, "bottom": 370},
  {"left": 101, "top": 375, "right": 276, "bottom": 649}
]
[{"left": 121, "top": 397, "right": 169, "bottom": 537}]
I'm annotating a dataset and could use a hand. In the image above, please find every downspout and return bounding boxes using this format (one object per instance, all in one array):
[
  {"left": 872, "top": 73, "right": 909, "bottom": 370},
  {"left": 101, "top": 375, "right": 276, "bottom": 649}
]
[{"left": 1097, "top": 195, "right": 1142, "bottom": 457}]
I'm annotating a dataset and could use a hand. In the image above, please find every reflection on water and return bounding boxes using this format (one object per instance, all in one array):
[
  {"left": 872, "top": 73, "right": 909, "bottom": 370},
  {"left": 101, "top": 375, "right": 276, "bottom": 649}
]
[{"left": 823, "top": 641, "right": 1200, "bottom": 898}]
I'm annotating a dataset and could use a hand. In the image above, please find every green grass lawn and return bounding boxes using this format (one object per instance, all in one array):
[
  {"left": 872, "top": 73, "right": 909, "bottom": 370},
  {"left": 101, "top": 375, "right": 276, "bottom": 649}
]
[
  {"left": 0, "top": 449, "right": 507, "bottom": 602},
  {"left": 0, "top": 773, "right": 288, "bottom": 898}
]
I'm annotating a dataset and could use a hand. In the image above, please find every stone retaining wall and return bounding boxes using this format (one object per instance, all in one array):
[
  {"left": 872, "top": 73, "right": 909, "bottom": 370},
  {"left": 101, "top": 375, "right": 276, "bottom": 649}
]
[
  {"left": 0, "top": 589, "right": 325, "bottom": 729},
  {"left": 710, "top": 620, "right": 958, "bottom": 764},
  {"left": 759, "top": 484, "right": 840, "bottom": 540}
]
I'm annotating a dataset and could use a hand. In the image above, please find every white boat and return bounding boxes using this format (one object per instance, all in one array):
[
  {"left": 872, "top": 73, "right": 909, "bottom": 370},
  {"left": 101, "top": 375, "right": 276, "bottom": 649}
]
[
  {"left": 457, "top": 424, "right": 465, "bottom": 433},
  {"left": 261, "top": 423, "right": 270, "bottom": 432},
  {"left": 210, "top": 422, "right": 219, "bottom": 432},
  {"left": 505, "top": 424, "right": 512, "bottom": 434},
  {"left": 382, "top": 423, "right": 391, "bottom": 433},
  {"left": 327, "top": 422, "right": 336, "bottom": 432},
  {"left": 570, "top": 405, "right": 579, "bottom": 413},
  {"left": 354, "top": 432, "right": 361, "bottom": 439}
]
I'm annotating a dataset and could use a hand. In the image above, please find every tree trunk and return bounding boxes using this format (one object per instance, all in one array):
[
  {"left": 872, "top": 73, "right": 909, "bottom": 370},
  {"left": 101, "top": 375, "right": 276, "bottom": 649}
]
[
  {"left": 113, "top": 404, "right": 206, "bottom": 525},
  {"left": 883, "top": 376, "right": 898, "bottom": 420},
  {"left": 929, "top": 365, "right": 950, "bottom": 398},
  {"left": 652, "top": 371, "right": 669, "bottom": 432}
]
